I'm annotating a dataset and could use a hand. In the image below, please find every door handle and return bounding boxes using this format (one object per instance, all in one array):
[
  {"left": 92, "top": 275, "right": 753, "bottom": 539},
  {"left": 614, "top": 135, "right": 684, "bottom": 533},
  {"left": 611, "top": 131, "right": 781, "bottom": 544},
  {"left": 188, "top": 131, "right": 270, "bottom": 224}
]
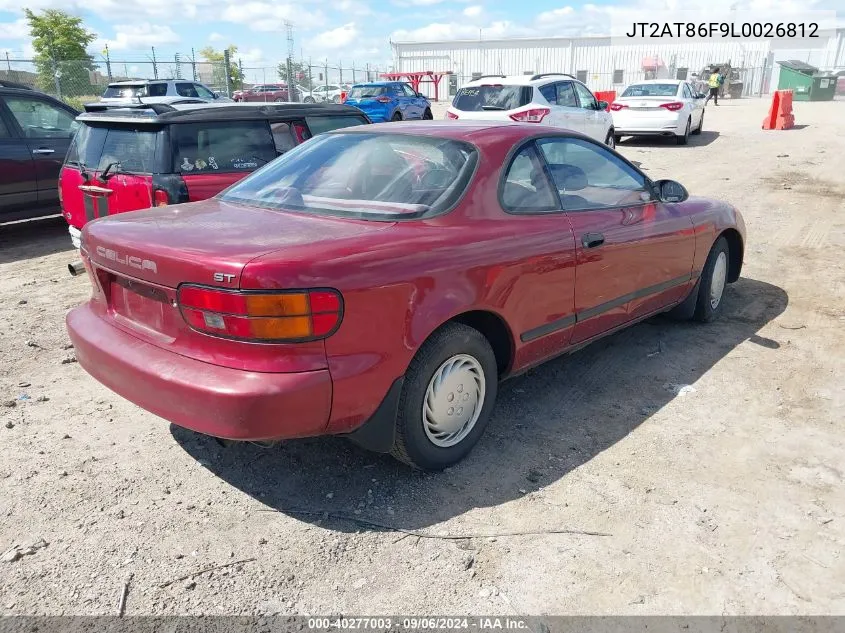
[
  {"left": 582, "top": 232, "right": 605, "bottom": 248},
  {"left": 32, "top": 148, "right": 55, "bottom": 155}
]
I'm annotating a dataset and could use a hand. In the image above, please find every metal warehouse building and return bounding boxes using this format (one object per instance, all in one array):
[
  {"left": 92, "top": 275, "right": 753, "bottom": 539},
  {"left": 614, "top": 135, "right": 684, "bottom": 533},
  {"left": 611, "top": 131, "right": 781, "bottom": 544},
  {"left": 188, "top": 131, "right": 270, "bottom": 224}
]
[{"left": 390, "top": 30, "right": 845, "bottom": 100}]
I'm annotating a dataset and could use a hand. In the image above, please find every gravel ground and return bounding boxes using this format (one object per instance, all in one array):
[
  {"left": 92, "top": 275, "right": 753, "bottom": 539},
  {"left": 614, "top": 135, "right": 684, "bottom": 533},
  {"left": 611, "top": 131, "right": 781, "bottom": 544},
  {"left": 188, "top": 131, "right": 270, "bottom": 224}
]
[{"left": 1, "top": 97, "right": 844, "bottom": 616}]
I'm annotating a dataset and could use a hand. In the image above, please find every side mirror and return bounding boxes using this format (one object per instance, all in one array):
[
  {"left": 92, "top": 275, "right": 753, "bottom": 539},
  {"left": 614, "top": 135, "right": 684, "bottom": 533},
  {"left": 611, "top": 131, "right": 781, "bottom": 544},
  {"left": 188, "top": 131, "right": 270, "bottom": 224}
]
[
  {"left": 416, "top": 91, "right": 425, "bottom": 98},
  {"left": 696, "top": 92, "right": 707, "bottom": 99},
  {"left": 654, "top": 179, "right": 689, "bottom": 203},
  {"left": 596, "top": 100, "right": 608, "bottom": 110}
]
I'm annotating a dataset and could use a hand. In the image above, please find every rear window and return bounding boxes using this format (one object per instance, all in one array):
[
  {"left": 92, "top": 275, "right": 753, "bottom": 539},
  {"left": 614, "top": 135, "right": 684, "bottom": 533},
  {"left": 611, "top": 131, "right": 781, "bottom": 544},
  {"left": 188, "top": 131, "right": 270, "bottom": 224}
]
[
  {"left": 621, "top": 83, "right": 680, "bottom": 97},
  {"left": 171, "top": 121, "right": 276, "bottom": 173},
  {"left": 102, "top": 83, "right": 168, "bottom": 98},
  {"left": 305, "top": 115, "right": 368, "bottom": 136},
  {"left": 219, "top": 132, "right": 477, "bottom": 220},
  {"left": 452, "top": 85, "right": 532, "bottom": 112},
  {"left": 347, "top": 86, "right": 388, "bottom": 99},
  {"left": 65, "top": 124, "right": 160, "bottom": 173}
]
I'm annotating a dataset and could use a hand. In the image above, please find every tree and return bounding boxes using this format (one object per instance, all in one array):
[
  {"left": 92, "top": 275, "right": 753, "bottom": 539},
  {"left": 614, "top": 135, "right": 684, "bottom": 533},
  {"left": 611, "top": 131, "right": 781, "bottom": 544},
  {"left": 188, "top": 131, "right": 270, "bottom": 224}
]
[
  {"left": 199, "top": 45, "right": 243, "bottom": 90},
  {"left": 25, "top": 9, "right": 97, "bottom": 97},
  {"left": 278, "top": 60, "right": 311, "bottom": 89}
]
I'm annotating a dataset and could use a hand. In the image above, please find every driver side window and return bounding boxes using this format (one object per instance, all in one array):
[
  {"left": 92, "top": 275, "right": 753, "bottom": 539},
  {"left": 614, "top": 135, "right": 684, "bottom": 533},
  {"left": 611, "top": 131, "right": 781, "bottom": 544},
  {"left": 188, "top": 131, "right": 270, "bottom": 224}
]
[
  {"left": 501, "top": 144, "right": 559, "bottom": 214},
  {"left": 573, "top": 82, "right": 597, "bottom": 110},
  {"left": 537, "top": 137, "right": 650, "bottom": 211}
]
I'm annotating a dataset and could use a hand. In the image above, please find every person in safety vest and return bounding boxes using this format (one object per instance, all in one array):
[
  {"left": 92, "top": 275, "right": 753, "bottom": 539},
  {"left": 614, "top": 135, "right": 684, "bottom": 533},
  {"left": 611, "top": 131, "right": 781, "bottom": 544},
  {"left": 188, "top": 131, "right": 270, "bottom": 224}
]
[{"left": 705, "top": 67, "right": 723, "bottom": 106}]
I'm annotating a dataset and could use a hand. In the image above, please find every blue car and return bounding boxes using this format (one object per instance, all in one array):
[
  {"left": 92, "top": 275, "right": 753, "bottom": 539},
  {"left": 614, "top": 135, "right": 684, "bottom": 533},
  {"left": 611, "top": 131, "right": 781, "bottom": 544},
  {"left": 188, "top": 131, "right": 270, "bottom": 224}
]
[{"left": 343, "top": 81, "right": 433, "bottom": 123}]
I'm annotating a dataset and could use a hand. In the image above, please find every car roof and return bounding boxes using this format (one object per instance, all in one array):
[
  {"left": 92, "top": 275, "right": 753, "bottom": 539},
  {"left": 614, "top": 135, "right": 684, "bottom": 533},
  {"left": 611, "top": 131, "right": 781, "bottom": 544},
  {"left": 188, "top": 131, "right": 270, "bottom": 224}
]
[
  {"left": 627, "top": 79, "right": 685, "bottom": 84},
  {"left": 335, "top": 120, "right": 587, "bottom": 144},
  {"left": 352, "top": 81, "right": 399, "bottom": 86},
  {"left": 77, "top": 101, "right": 367, "bottom": 124}
]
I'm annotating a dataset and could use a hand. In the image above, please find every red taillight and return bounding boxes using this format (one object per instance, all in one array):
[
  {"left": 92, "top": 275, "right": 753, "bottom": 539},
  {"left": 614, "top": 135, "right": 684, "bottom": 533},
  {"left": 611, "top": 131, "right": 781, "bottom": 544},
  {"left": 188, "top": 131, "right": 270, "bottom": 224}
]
[
  {"left": 292, "top": 122, "right": 311, "bottom": 143},
  {"left": 609, "top": 103, "right": 628, "bottom": 111},
  {"left": 177, "top": 286, "right": 343, "bottom": 342},
  {"left": 660, "top": 102, "right": 684, "bottom": 111},
  {"left": 340, "top": 91, "right": 347, "bottom": 103},
  {"left": 375, "top": 96, "right": 391, "bottom": 103},
  {"left": 446, "top": 111, "right": 459, "bottom": 120},
  {"left": 153, "top": 189, "right": 169, "bottom": 207},
  {"left": 509, "top": 107, "right": 550, "bottom": 123}
]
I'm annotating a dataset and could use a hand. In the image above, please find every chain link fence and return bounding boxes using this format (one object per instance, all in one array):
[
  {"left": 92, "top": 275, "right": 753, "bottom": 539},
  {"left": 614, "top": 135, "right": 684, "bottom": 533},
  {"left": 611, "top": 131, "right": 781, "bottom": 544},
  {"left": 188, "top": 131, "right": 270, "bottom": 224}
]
[{"left": 1, "top": 53, "right": 392, "bottom": 110}]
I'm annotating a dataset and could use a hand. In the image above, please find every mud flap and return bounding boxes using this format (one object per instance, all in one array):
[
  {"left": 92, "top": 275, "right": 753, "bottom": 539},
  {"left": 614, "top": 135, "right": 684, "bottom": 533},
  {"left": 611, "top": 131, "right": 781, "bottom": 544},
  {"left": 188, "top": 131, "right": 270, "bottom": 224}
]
[{"left": 344, "top": 377, "right": 403, "bottom": 453}]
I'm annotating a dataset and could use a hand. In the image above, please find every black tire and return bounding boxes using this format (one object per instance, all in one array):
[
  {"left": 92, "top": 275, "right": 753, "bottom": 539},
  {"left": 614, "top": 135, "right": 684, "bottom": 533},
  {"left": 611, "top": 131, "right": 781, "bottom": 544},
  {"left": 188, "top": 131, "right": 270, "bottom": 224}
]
[
  {"left": 692, "top": 236, "right": 730, "bottom": 322},
  {"left": 331, "top": 95, "right": 340, "bottom": 103},
  {"left": 422, "top": 108, "right": 433, "bottom": 120},
  {"left": 391, "top": 323, "right": 498, "bottom": 470},
  {"left": 303, "top": 96, "right": 315, "bottom": 103},
  {"left": 613, "top": 134, "right": 622, "bottom": 145},
  {"left": 676, "top": 118, "right": 690, "bottom": 145},
  {"left": 692, "top": 112, "right": 703, "bottom": 135},
  {"left": 605, "top": 130, "right": 616, "bottom": 149},
  {"left": 391, "top": 111, "right": 403, "bottom": 122}
]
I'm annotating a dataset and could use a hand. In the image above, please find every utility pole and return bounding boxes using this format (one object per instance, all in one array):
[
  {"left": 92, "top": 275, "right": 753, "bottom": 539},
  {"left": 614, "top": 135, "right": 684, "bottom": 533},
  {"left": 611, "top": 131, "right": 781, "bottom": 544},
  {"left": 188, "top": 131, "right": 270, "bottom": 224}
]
[
  {"left": 222, "top": 48, "right": 232, "bottom": 97},
  {"left": 284, "top": 20, "right": 296, "bottom": 102},
  {"left": 151, "top": 46, "right": 158, "bottom": 79},
  {"left": 6, "top": 51, "right": 11, "bottom": 73},
  {"left": 191, "top": 48, "right": 197, "bottom": 81},
  {"left": 174, "top": 53, "right": 182, "bottom": 79},
  {"left": 103, "top": 43, "right": 112, "bottom": 80}
]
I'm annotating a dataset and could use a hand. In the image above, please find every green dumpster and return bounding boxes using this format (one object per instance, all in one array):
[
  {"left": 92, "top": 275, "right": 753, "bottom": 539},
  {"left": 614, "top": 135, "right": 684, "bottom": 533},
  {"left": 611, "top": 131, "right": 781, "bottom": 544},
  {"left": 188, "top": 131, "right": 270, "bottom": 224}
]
[{"left": 776, "top": 60, "right": 836, "bottom": 101}]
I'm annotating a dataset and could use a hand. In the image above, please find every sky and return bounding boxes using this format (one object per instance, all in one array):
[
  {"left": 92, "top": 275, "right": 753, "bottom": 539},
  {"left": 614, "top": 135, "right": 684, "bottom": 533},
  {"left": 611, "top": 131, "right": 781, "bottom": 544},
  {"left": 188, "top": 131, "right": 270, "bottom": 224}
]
[{"left": 0, "top": 0, "right": 840, "bottom": 72}]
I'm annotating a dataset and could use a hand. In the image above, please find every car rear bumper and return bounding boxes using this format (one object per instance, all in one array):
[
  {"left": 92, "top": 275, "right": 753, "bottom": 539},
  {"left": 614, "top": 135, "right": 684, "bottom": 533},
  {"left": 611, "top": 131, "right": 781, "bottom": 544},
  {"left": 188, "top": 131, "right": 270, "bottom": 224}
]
[
  {"left": 613, "top": 114, "right": 682, "bottom": 135},
  {"left": 66, "top": 304, "right": 333, "bottom": 441}
]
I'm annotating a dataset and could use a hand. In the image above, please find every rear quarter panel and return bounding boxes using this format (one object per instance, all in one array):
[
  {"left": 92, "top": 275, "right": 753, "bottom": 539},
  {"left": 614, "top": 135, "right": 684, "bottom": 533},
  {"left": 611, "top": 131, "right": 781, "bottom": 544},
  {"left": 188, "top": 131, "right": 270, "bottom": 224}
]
[{"left": 685, "top": 195, "right": 745, "bottom": 274}]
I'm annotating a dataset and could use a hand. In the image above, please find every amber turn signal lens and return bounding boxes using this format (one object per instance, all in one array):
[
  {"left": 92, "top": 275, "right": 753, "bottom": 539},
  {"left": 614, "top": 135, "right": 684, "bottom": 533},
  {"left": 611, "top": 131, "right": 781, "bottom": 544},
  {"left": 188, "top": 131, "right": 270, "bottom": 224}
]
[
  {"left": 245, "top": 293, "right": 309, "bottom": 317},
  {"left": 249, "top": 316, "right": 312, "bottom": 339}
]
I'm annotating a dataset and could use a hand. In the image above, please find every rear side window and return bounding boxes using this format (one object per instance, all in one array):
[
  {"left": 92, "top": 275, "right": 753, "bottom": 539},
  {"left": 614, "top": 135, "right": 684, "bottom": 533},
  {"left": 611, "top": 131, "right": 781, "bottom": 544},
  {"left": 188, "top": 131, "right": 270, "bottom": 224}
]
[
  {"left": 65, "top": 124, "right": 159, "bottom": 173},
  {"left": 102, "top": 83, "right": 167, "bottom": 98},
  {"left": 452, "top": 85, "right": 532, "bottom": 112},
  {"left": 172, "top": 121, "right": 276, "bottom": 173},
  {"left": 348, "top": 86, "right": 387, "bottom": 99},
  {"left": 305, "top": 115, "right": 368, "bottom": 136},
  {"left": 176, "top": 83, "right": 199, "bottom": 98}
]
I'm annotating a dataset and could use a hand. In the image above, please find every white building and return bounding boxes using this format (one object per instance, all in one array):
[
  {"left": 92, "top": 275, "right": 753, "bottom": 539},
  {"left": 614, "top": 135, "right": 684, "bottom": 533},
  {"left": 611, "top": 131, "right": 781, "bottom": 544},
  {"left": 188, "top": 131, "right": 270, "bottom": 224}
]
[{"left": 390, "top": 31, "right": 845, "bottom": 100}]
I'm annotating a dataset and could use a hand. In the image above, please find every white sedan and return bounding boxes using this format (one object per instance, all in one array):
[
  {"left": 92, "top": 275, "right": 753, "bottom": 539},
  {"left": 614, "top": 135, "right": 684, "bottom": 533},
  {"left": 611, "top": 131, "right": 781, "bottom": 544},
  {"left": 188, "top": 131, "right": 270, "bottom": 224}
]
[{"left": 610, "top": 79, "right": 706, "bottom": 145}]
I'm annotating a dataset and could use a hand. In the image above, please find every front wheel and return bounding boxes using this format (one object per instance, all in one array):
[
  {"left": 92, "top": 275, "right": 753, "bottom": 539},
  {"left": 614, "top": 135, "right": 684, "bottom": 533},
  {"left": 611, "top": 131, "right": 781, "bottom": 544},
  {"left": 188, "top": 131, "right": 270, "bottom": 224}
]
[
  {"left": 303, "top": 96, "right": 315, "bottom": 103},
  {"left": 331, "top": 95, "right": 340, "bottom": 103},
  {"left": 693, "top": 237, "right": 730, "bottom": 322},
  {"left": 422, "top": 108, "right": 433, "bottom": 120},
  {"left": 391, "top": 111, "right": 403, "bottom": 122},
  {"left": 605, "top": 130, "right": 616, "bottom": 149},
  {"left": 391, "top": 323, "right": 498, "bottom": 470}
]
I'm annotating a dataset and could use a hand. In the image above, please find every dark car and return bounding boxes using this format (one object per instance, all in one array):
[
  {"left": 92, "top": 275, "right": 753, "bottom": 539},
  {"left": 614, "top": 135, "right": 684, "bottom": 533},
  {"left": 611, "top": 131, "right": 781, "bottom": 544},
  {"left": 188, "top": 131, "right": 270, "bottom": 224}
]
[
  {"left": 67, "top": 121, "right": 745, "bottom": 470},
  {"left": 0, "top": 82, "right": 79, "bottom": 223},
  {"left": 60, "top": 101, "right": 370, "bottom": 248},
  {"left": 233, "top": 84, "right": 298, "bottom": 103}
]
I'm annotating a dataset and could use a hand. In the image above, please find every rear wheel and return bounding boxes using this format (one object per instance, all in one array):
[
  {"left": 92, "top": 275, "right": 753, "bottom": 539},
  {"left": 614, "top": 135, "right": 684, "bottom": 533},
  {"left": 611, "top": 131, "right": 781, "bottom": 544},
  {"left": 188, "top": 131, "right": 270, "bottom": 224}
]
[
  {"left": 422, "top": 108, "right": 433, "bottom": 120},
  {"left": 303, "top": 96, "right": 315, "bottom": 103},
  {"left": 676, "top": 118, "right": 690, "bottom": 145},
  {"left": 391, "top": 323, "right": 498, "bottom": 470},
  {"left": 331, "top": 95, "right": 340, "bottom": 103},
  {"left": 274, "top": 98, "right": 285, "bottom": 102},
  {"left": 391, "top": 111, "right": 403, "bottom": 122},
  {"left": 605, "top": 130, "right": 616, "bottom": 149},
  {"left": 693, "top": 237, "right": 730, "bottom": 322},
  {"left": 692, "top": 111, "right": 704, "bottom": 135}
]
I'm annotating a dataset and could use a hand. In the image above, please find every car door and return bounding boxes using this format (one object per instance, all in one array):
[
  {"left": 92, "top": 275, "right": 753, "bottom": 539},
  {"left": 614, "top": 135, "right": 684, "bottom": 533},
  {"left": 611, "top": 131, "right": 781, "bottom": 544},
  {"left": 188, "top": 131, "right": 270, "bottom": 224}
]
[
  {"left": 0, "top": 100, "right": 39, "bottom": 221},
  {"left": 2, "top": 94, "right": 77, "bottom": 211},
  {"left": 401, "top": 83, "right": 422, "bottom": 118},
  {"left": 535, "top": 136, "right": 695, "bottom": 343},
  {"left": 572, "top": 82, "right": 605, "bottom": 142},
  {"left": 498, "top": 141, "right": 578, "bottom": 366},
  {"left": 540, "top": 81, "right": 586, "bottom": 133}
]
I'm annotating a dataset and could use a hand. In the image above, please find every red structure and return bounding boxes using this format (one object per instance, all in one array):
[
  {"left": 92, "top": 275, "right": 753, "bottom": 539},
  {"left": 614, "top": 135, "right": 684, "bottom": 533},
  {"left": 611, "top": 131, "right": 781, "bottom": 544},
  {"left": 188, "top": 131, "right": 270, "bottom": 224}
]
[{"left": 379, "top": 71, "right": 452, "bottom": 102}]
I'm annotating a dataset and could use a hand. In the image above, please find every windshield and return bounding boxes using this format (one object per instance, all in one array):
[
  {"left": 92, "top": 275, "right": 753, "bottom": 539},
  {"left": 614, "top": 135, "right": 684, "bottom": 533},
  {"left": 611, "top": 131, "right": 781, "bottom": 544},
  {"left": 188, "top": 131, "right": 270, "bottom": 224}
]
[
  {"left": 452, "top": 85, "right": 532, "bottom": 112},
  {"left": 621, "top": 83, "right": 680, "bottom": 97},
  {"left": 102, "top": 83, "right": 168, "bottom": 98},
  {"left": 65, "top": 123, "right": 160, "bottom": 173},
  {"left": 218, "top": 132, "right": 477, "bottom": 220},
  {"left": 347, "top": 86, "right": 387, "bottom": 99}
]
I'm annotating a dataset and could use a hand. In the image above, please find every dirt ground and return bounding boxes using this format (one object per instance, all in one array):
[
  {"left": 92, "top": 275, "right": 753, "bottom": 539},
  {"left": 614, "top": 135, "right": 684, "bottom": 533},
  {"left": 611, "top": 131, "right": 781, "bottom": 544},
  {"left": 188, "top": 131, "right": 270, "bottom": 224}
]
[{"left": 1, "top": 97, "right": 844, "bottom": 617}]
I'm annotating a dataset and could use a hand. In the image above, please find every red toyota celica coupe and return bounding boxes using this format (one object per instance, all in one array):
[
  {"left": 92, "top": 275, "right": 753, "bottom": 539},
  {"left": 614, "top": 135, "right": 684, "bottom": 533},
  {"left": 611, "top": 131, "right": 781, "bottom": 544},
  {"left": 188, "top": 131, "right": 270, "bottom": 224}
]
[{"left": 66, "top": 121, "right": 745, "bottom": 470}]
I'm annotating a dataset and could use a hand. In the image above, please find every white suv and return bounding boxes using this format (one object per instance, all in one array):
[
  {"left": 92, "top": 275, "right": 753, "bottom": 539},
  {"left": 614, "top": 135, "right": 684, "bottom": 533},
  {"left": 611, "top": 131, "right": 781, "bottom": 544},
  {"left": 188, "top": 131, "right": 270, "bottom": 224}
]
[{"left": 445, "top": 73, "right": 616, "bottom": 147}]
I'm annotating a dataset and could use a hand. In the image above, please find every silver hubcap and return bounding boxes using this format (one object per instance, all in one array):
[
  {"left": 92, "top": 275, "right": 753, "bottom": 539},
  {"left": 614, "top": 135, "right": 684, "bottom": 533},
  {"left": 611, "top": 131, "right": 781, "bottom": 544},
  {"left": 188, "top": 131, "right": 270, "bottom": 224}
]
[
  {"left": 710, "top": 251, "right": 728, "bottom": 309},
  {"left": 422, "top": 354, "right": 486, "bottom": 448}
]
